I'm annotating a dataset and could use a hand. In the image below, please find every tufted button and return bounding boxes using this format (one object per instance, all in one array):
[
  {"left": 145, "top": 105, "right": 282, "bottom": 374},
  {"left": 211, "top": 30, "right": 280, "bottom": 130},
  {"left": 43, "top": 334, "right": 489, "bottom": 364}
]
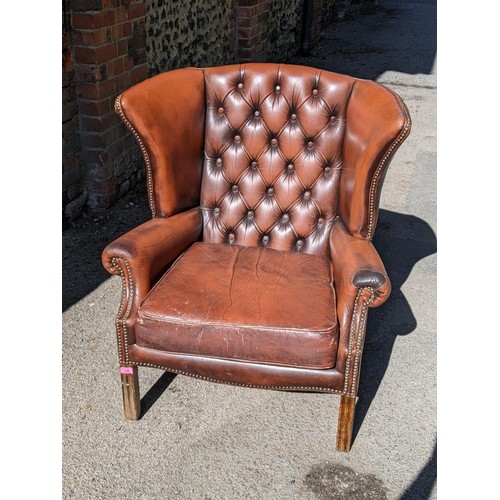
[
  {"left": 251, "top": 161, "right": 258, "bottom": 169},
  {"left": 232, "top": 185, "right": 238, "bottom": 193},
  {"left": 275, "top": 84, "right": 281, "bottom": 92},
  {"left": 262, "top": 235, "right": 269, "bottom": 243},
  {"left": 247, "top": 210, "right": 254, "bottom": 219},
  {"left": 217, "top": 107, "right": 224, "bottom": 115},
  {"left": 271, "top": 138, "right": 278, "bottom": 146},
  {"left": 287, "top": 163, "right": 294, "bottom": 172},
  {"left": 237, "top": 82, "right": 243, "bottom": 90},
  {"left": 282, "top": 213, "right": 290, "bottom": 222},
  {"left": 318, "top": 217, "right": 324, "bottom": 225},
  {"left": 216, "top": 157, "right": 222, "bottom": 166},
  {"left": 254, "top": 110, "right": 260, "bottom": 117},
  {"left": 267, "top": 187, "right": 274, "bottom": 195},
  {"left": 312, "top": 88, "right": 319, "bottom": 96},
  {"left": 296, "top": 239, "right": 303, "bottom": 247},
  {"left": 330, "top": 115, "right": 336, "bottom": 123},
  {"left": 290, "top": 113, "right": 297, "bottom": 122},
  {"left": 234, "top": 135, "right": 241, "bottom": 143},
  {"left": 303, "top": 190, "right": 311, "bottom": 199},
  {"left": 307, "top": 141, "right": 314, "bottom": 149},
  {"left": 324, "top": 166, "right": 331, "bottom": 174},
  {"left": 214, "top": 207, "right": 220, "bottom": 215},
  {"left": 228, "top": 233, "right": 235, "bottom": 243}
]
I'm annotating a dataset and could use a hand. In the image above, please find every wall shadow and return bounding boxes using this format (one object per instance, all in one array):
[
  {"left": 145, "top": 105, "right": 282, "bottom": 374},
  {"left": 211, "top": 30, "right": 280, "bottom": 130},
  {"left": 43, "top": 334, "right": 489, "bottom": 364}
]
[
  {"left": 351, "top": 208, "right": 437, "bottom": 446},
  {"left": 62, "top": 182, "right": 150, "bottom": 311},
  {"left": 292, "top": 0, "right": 437, "bottom": 81}
]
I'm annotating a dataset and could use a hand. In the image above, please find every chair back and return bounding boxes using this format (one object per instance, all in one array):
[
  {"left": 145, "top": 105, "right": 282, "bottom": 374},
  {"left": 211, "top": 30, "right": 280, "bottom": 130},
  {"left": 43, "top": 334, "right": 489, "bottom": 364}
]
[{"left": 201, "top": 63, "right": 356, "bottom": 257}]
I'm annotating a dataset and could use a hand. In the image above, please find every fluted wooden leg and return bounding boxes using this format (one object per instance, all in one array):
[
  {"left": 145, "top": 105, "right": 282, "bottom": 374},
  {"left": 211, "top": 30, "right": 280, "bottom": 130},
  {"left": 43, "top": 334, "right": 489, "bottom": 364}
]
[
  {"left": 336, "top": 395, "right": 356, "bottom": 452},
  {"left": 120, "top": 366, "right": 141, "bottom": 420}
]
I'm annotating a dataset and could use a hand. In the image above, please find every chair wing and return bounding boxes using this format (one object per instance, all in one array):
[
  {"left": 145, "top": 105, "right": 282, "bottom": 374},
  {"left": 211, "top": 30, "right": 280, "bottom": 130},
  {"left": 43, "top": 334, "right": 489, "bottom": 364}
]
[
  {"left": 116, "top": 68, "right": 206, "bottom": 217},
  {"left": 340, "top": 79, "right": 411, "bottom": 239}
]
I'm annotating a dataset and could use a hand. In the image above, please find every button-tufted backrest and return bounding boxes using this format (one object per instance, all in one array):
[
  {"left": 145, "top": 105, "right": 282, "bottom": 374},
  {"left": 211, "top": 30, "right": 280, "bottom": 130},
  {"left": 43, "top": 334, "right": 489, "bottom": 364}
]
[{"left": 200, "top": 63, "right": 356, "bottom": 257}]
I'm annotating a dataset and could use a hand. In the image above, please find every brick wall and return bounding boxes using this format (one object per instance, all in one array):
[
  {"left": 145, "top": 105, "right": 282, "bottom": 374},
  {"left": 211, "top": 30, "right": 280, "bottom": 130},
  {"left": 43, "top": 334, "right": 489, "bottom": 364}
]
[
  {"left": 70, "top": 0, "right": 148, "bottom": 216},
  {"left": 236, "top": 0, "right": 269, "bottom": 62},
  {"left": 300, "top": 0, "right": 326, "bottom": 54},
  {"left": 63, "top": 0, "right": 85, "bottom": 221}
]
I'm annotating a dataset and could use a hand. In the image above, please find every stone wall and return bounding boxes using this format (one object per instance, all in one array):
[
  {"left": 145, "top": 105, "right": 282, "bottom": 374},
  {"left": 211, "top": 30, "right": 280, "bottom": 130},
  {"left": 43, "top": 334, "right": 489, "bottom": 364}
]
[
  {"left": 322, "top": 0, "right": 338, "bottom": 28},
  {"left": 146, "top": 0, "right": 236, "bottom": 74},
  {"left": 267, "top": 0, "right": 303, "bottom": 62}
]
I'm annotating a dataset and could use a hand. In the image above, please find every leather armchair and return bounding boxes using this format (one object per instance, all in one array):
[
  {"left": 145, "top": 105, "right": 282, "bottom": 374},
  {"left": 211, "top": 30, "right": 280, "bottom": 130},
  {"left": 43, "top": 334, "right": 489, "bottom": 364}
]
[{"left": 102, "top": 63, "right": 411, "bottom": 452}]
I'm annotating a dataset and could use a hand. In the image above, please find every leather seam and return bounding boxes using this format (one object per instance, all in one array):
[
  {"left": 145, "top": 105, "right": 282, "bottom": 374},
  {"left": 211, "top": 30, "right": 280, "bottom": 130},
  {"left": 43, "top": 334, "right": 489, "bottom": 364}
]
[{"left": 137, "top": 311, "right": 337, "bottom": 335}]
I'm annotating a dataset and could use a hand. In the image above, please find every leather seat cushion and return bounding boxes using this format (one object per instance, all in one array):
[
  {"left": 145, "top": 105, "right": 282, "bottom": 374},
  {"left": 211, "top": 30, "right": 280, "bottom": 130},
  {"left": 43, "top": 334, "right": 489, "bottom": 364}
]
[{"left": 136, "top": 242, "right": 338, "bottom": 369}]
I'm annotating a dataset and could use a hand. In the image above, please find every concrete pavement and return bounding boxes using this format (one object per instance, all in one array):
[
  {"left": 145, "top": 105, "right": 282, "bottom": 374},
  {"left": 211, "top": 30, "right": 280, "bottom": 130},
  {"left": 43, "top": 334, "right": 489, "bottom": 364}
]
[{"left": 63, "top": 2, "right": 437, "bottom": 498}]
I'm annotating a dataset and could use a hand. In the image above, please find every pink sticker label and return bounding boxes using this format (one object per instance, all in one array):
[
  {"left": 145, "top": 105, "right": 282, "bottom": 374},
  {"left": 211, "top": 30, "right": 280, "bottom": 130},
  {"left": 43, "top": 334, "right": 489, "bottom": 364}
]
[{"left": 120, "top": 367, "right": 134, "bottom": 375}]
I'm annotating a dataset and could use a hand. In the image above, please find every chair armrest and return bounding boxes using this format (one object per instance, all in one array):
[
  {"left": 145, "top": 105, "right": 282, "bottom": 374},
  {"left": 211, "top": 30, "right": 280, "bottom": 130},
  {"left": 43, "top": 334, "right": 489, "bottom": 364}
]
[
  {"left": 102, "top": 207, "right": 202, "bottom": 306},
  {"left": 330, "top": 217, "right": 391, "bottom": 308}
]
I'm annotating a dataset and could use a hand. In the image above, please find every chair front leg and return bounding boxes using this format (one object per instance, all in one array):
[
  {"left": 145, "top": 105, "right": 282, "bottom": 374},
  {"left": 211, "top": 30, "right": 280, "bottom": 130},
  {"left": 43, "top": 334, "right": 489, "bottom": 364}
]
[
  {"left": 335, "top": 286, "right": 377, "bottom": 451},
  {"left": 120, "top": 366, "right": 141, "bottom": 420},
  {"left": 336, "top": 395, "right": 356, "bottom": 452}
]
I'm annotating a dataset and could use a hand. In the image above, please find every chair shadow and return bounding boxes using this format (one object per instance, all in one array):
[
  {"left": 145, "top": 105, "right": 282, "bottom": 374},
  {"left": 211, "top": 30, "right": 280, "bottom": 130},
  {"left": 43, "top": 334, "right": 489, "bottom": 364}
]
[
  {"left": 351, "top": 209, "right": 437, "bottom": 444},
  {"left": 140, "top": 371, "right": 178, "bottom": 418},
  {"left": 399, "top": 441, "right": 437, "bottom": 499}
]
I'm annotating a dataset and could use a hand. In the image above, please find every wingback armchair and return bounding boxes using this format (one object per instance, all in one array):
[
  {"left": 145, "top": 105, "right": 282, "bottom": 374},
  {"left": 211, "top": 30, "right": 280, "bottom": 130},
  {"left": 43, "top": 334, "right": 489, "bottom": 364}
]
[{"left": 102, "top": 63, "right": 411, "bottom": 452}]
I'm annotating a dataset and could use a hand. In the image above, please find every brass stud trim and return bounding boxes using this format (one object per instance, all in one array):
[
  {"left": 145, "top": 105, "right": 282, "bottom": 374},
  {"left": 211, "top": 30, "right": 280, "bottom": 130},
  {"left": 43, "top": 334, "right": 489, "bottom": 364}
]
[
  {"left": 127, "top": 361, "right": 343, "bottom": 394},
  {"left": 111, "top": 257, "right": 134, "bottom": 364},
  {"left": 343, "top": 287, "right": 375, "bottom": 396},
  {"left": 115, "top": 95, "right": 155, "bottom": 217},
  {"left": 367, "top": 92, "right": 411, "bottom": 239}
]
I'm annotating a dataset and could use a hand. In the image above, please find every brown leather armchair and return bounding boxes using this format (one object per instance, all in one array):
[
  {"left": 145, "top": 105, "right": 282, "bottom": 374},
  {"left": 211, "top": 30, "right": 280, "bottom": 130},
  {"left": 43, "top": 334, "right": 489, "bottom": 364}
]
[{"left": 102, "top": 63, "right": 411, "bottom": 452}]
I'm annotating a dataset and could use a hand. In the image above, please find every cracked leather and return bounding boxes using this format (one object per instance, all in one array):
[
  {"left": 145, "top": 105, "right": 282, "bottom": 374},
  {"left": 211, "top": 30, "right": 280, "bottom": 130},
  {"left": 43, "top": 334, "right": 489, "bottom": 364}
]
[{"left": 136, "top": 242, "right": 338, "bottom": 369}]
